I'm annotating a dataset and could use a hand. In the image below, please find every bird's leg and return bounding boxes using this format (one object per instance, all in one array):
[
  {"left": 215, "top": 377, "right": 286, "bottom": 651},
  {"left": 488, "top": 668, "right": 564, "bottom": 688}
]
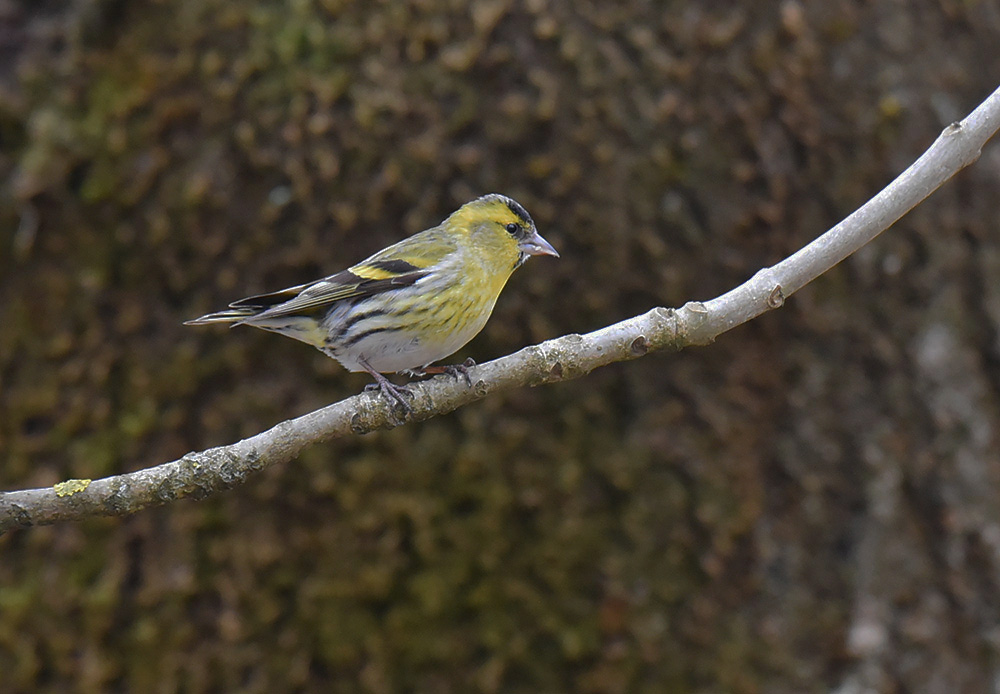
[
  {"left": 358, "top": 356, "right": 414, "bottom": 414},
  {"left": 405, "top": 358, "right": 476, "bottom": 387}
]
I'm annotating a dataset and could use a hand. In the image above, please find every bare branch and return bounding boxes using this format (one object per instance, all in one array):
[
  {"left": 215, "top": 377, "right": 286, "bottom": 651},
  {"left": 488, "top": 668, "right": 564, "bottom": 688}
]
[{"left": 2, "top": 85, "right": 998, "bottom": 534}]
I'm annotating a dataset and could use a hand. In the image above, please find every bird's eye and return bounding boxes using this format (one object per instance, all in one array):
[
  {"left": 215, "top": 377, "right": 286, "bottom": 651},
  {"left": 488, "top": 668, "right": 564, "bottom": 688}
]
[{"left": 505, "top": 223, "right": 520, "bottom": 235}]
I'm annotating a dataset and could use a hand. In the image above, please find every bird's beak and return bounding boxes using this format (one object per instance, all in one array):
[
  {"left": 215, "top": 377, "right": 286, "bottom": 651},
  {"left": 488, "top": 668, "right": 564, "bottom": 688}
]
[{"left": 519, "top": 230, "right": 559, "bottom": 258}]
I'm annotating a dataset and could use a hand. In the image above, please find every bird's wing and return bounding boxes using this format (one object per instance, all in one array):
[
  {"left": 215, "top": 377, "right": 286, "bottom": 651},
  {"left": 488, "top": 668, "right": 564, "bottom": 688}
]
[{"left": 233, "top": 227, "right": 457, "bottom": 321}]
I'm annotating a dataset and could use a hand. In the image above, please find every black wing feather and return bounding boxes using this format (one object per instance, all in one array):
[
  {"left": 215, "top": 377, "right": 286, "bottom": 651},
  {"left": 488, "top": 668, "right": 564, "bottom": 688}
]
[{"left": 237, "top": 269, "right": 429, "bottom": 321}]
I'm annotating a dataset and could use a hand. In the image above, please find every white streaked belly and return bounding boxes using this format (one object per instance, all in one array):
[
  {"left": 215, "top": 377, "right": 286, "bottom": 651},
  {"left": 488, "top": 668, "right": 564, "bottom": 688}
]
[{"left": 321, "top": 294, "right": 496, "bottom": 373}]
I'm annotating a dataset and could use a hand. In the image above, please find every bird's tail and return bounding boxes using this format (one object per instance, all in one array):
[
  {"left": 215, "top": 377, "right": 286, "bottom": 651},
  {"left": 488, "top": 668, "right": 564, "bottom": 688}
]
[{"left": 183, "top": 308, "right": 257, "bottom": 326}]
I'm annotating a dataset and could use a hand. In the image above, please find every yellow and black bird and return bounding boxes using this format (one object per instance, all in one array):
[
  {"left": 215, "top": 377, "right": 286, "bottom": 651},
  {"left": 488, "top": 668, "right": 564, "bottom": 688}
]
[{"left": 186, "top": 194, "right": 559, "bottom": 410}]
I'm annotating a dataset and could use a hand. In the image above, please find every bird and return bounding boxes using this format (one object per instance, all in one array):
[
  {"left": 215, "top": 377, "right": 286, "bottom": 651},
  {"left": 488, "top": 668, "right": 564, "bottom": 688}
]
[{"left": 185, "top": 193, "right": 559, "bottom": 412}]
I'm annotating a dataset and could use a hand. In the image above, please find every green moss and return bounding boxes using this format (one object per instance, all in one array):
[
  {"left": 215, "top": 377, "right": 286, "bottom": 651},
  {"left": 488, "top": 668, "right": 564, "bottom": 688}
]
[{"left": 2, "top": 0, "right": 991, "bottom": 692}]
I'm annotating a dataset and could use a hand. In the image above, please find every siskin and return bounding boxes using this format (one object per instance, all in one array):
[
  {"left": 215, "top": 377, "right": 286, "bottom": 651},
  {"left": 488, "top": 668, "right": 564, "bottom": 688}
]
[{"left": 186, "top": 194, "right": 559, "bottom": 411}]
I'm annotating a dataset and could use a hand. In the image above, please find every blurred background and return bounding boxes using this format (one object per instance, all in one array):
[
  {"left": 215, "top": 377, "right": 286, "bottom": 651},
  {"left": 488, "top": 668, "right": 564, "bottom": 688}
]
[{"left": 2, "top": 1, "right": 1000, "bottom": 692}]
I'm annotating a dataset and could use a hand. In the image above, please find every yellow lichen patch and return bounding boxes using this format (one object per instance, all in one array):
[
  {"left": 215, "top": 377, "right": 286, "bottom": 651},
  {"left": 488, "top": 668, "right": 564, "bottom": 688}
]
[{"left": 53, "top": 479, "right": 92, "bottom": 497}]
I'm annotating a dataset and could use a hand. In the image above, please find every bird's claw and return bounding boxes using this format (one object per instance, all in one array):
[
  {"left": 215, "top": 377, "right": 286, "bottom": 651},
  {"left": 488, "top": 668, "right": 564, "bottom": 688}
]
[
  {"left": 442, "top": 358, "right": 476, "bottom": 387},
  {"left": 403, "top": 358, "right": 475, "bottom": 387},
  {"left": 364, "top": 378, "right": 414, "bottom": 415}
]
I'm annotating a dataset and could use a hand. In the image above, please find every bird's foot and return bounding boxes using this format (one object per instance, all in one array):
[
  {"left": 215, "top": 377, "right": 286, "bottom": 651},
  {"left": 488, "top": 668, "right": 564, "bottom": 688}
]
[
  {"left": 443, "top": 358, "right": 476, "bottom": 387},
  {"left": 359, "top": 356, "right": 414, "bottom": 415},
  {"left": 363, "top": 377, "right": 414, "bottom": 414},
  {"left": 403, "top": 358, "right": 475, "bottom": 387}
]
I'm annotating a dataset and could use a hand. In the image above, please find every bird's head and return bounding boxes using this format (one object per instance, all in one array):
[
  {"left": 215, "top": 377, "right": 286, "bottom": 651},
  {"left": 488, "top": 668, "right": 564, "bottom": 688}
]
[{"left": 448, "top": 194, "right": 559, "bottom": 270}]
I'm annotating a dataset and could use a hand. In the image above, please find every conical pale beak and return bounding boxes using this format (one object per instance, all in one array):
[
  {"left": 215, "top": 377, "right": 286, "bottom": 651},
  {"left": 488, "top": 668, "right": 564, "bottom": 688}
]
[{"left": 520, "top": 231, "right": 559, "bottom": 258}]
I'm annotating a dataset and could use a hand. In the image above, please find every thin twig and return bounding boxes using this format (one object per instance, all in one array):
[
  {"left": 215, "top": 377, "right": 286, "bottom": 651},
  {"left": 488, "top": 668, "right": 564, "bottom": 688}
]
[{"left": 2, "top": 85, "right": 998, "bottom": 534}]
